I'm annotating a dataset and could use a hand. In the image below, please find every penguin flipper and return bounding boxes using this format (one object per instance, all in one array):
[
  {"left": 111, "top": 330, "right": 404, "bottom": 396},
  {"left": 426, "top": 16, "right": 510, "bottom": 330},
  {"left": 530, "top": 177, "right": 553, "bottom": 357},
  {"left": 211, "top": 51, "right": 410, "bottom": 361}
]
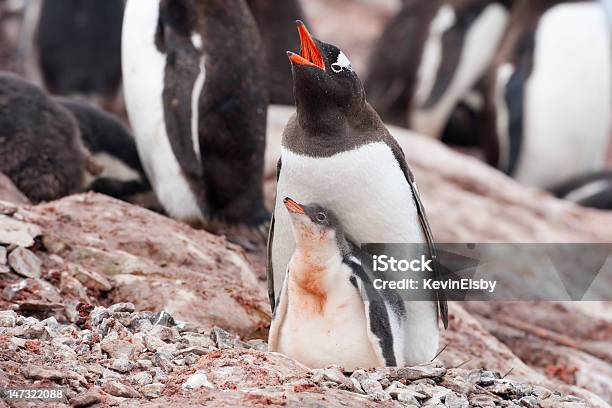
[
  {"left": 346, "top": 255, "right": 401, "bottom": 367},
  {"left": 268, "top": 265, "right": 290, "bottom": 351},
  {"left": 388, "top": 140, "right": 449, "bottom": 329},
  {"left": 266, "top": 157, "right": 282, "bottom": 312}
]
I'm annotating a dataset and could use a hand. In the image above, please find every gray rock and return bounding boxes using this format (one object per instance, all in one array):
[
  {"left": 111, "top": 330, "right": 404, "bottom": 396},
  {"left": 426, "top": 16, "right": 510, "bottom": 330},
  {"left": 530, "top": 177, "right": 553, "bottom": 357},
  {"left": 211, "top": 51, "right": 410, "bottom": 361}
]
[
  {"left": 518, "top": 396, "right": 538, "bottom": 407},
  {"left": 310, "top": 369, "right": 324, "bottom": 383},
  {"left": 102, "top": 368, "right": 122, "bottom": 380},
  {"left": 110, "top": 358, "right": 133, "bottom": 373},
  {"left": 445, "top": 392, "right": 469, "bottom": 408},
  {"left": 397, "top": 391, "right": 421, "bottom": 405},
  {"left": 103, "top": 380, "right": 140, "bottom": 398},
  {"left": 100, "top": 338, "right": 137, "bottom": 360},
  {"left": 149, "top": 324, "right": 177, "bottom": 342},
  {"left": 0, "top": 246, "right": 6, "bottom": 264},
  {"left": 245, "top": 339, "right": 268, "bottom": 352},
  {"left": 393, "top": 364, "right": 447, "bottom": 381},
  {"left": 323, "top": 366, "right": 350, "bottom": 387},
  {"left": 0, "top": 310, "right": 17, "bottom": 327},
  {"left": 182, "top": 371, "right": 213, "bottom": 390},
  {"left": 210, "top": 326, "right": 235, "bottom": 349},
  {"left": 0, "top": 215, "right": 41, "bottom": 247},
  {"left": 151, "top": 367, "right": 168, "bottom": 382},
  {"left": 69, "top": 386, "right": 105, "bottom": 407},
  {"left": 68, "top": 263, "right": 112, "bottom": 292},
  {"left": 8, "top": 247, "right": 41, "bottom": 278},
  {"left": 0, "top": 264, "right": 9, "bottom": 274},
  {"left": 21, "top": 365, "right": 66, "bottom": 381},
  {"left": 470, "top": 395, "right": 497, "bottom": 408},
  {"left": 131, "top": 318, "right": 153, "bottom": 333},
  {"left": 144, "top": 334, "right": 166, "bottom": 352},
  {"left": 154, "top": 351, "right": 174, "bottom": 372},
  {"left": 133, "top": 371, "right": 153, "bottom": 386},
  {"left": 468, "top": 369, "right": 500, "bottom": 386},
  {"left": 141, "top": 382, "right": 165, "bottom": 399},
  {"left": 0, "top": 200, "right": 18, "bottom": 216},
  {"left": 137, "top": 359, "right": 153, "bottom": 370},
  {"left": 108, "top": 303, "right": 135, "bottom": 314},
  {"left": 151, "top": 310, "right": 175, "bottom": 327}
]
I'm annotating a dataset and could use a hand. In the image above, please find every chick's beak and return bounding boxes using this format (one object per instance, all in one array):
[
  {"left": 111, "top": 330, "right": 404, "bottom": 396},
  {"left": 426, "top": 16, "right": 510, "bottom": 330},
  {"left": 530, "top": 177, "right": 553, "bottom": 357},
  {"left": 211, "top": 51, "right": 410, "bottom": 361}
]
[
  {"left": 283, "top": 197, "right": 305, "bottom": 214},
  {"left": 286, "top": 20, "right": 325, "bottom": 70}
]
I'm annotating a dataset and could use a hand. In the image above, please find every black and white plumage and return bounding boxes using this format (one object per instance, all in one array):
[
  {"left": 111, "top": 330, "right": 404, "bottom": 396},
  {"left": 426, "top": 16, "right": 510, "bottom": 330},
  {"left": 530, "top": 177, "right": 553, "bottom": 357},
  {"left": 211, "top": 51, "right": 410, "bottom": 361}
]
[
  {"left": 122, "top": 0, "right": 269, "bottom": 232},
  {"left": 267, "top": 22, "right": 447, "bottom": 366},
  {"left": 364, "top": 0, "right": 512, "bottom": 138},
  {"left": 552, "top": 171, "right": 612, "bottom": 210},
  {"left": 268, "top": 198, "right": 402, "bottom": 368},
  {"left": 54, "top": 97, "right": 151, "bottom": 203},
  {"left": 480, "top": 0, "right": 611, "bottom": 188}
]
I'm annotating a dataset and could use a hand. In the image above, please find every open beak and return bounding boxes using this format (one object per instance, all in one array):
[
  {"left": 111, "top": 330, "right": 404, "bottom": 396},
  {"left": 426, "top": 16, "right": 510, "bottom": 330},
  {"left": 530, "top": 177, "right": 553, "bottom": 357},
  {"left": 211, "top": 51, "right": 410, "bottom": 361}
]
[
  {"left": 283, "top": 197, "right": 305, "bottom": 214},
  {"left": 286, "top": 20, "right": 325, "bottom": 70}
]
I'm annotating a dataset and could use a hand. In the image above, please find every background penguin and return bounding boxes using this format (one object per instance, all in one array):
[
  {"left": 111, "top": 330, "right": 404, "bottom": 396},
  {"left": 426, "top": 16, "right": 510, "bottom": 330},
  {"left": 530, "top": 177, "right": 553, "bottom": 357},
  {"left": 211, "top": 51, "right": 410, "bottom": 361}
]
[
  {"left": 552, "top": 171, "right": 612, "bottom": 210},
  {"left": 364, "top": 0, "right": 512, "bottom": 139},
  {"left": 22, "top": 0, "right": 125, "bottom": 109},
  {"left": 268, "top": 22, "right": 447, "bottom": 366},
  {"left": 269, "top": 198, "right": 403, "bottom": 369},
  {"left": 0, "top": 73, "right": 92, "bottom": 203},
  {"left": 246, "top": 0, "right": 308, "bottom": 105},
  {"left": 122, "top": 0, "right": 269, "bottom": 235},
  {"left": 480, "top": 0, "right": 611, "bottom": 188},
  {"left": 54, "top": 97, "right": 153, "bottom": 205}
]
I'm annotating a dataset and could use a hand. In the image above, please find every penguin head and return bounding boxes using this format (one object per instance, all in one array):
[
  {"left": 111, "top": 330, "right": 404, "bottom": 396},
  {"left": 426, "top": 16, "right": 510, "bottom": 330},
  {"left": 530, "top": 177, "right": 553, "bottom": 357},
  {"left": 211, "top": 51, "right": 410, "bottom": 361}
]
[
  {"left": 287, "top": 21, "right": 364, "bottom": 121},
  {"left": 283, "top": 197, "right": 346, "bottom": 252}
]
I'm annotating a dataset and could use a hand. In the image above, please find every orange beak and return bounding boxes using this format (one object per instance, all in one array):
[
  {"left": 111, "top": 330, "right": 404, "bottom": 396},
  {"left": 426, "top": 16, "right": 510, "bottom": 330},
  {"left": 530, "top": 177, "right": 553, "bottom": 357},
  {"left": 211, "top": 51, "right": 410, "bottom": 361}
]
[
  {"left": 283, "top": 197, "right": 305, "bottom": 214},
  {"left": 287, "top": 20, "right": 325, "bottom": 70}
]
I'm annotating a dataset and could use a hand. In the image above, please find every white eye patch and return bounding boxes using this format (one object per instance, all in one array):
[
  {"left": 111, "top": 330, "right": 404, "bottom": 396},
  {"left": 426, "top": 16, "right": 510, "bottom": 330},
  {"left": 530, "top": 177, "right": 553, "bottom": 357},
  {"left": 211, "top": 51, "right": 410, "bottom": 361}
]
[{"left": 330, "top": 51, "right": 352, "bottom": 73}]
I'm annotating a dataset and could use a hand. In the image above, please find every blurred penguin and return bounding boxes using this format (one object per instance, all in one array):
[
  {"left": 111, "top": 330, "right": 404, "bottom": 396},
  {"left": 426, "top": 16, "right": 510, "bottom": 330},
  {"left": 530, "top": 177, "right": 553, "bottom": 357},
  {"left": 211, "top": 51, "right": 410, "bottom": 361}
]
[
  {"left": 552, "top": 171, "right": 612, "bottom": 210},
  {"left": 21, "top": 0, "right": 124, "bottom": 109},
  {"left": 365, "top": 0, "right": 513, "bottom": 138},
  {"left": 122, "top": 0, "right": 269, "bottom": 238},
  {"left": 480, "top": 0, "right": 611, "bottom": 188},
  {"left": 246, "top": 0, "right": 307, "bottom": 104},
  {"left": 54, "top": 97, "right": 153, "bottom": 205},
  {"left": 0, "top": 73, "right": 92, "bottom": 202}
]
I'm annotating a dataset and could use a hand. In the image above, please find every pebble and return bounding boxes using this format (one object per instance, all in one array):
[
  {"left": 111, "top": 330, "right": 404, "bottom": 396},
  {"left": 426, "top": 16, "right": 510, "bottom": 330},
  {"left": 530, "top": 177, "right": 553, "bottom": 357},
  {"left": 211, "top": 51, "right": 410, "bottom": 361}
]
[
  {"left": 8, "top": 247, "right": 42, "bottom": 278},
  {"left": 0, "top": 310, "right": 17, "bottom": 327},
  {"left": 100, "top": 338, "right": 137, "bottom": 360},
  {"left": 108, "top": 303, "right": 136, "bottom": 313},
  {"left": 141, "top": 383, "right": 165, "bottom": 399},
  {"left": 152, "top": 310, "right": 175, "bottom": 327},
  {"left": 182, "top": 371, "right": 213, "bottom": 390},
  {"left": 133, "top": 371, "right": 153, "bottom": 386},
  {"left": 103, "top": 380, "right": 140, "bottom": 398},
  {"left": 110, "top": 358, "right": 133, "bottom": 373},
  {"left": 21, "top": 365, "right": 66, "bottom": 381},
  {"left": 0, "top": 215, "right": 41, "bottom": 247},
  {"left": 211, "top": 326, "right": 235, "bottom": 349},
  {"left": 0, "top": 246, "right": 6, "bottom": 264},
  {"left": 69, "top": 386, "right": 105, "bottom": 407}
]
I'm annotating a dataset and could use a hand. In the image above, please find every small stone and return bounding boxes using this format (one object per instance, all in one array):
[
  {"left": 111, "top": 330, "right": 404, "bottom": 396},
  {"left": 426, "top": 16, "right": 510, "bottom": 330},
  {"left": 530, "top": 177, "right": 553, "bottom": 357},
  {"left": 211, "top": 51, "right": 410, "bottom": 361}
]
[
  {"left": 0, "top": 215, "right": 41, "bottom": 247},
  {"left": 385, "top": 381, "right": 408, "bottom": 397},
  {"left": 141, "top": 383, "right": 165, "bottom": 399},
  {"left": 210, "top": 326, "right": 234, "bottom": 349},
  {"left": 110, "top": 358, "right": 132, "bottom": 373},
  {"left": 518, "top": 396, "right": 538, "bottom": 407},
  {"left": 67, "top": 263, "right": 112, "bottom": 291},
  {"left": 69, "top": 386, "right": 105, "bottom": 407},
  {"left": 445, "top": 392, "right": 469, "bottom": 408},
  {"left": 245, "top": 339, "right": 268, "bottom": 352},
  {"left": 393, "top": 364, "right": 446, "bottom": 381},
  {"left": 323, "top": 366, "right": 350, "bottom": 386},
  {"left": 154, "top": 351, "right": 174, "bottom": 372},
  {"left": 0, "top": 200, "right": 18, "bottom": 215},
  {"left": 0, "top": 310, "right": 17, "bottom": 327},
  {"left": 350, "top": 377, "right": 364, "bottom": 394},
  {"left": 149, "top": 324, "right": 177, "bottom": 342},
  {"left": 108, "top": 303, "right": 135, "bottom": 313},
  {"left": 310, "top": 369, "right": 324, "bottom": 383},
  {"left": 361, "top": 379, "right": 384, "bottom": 396},
  {"left": 151, "top": 310, "right": 175, "bottom": 327},
  {"left": 131, "top": 318, "right": 153, "bottom": 333},
  {"left": 182, "top": 371, "right": 213, "bottom": 390},
  {"left": 0, "top": 264, "right": 9, "bottom": 274},
  {"left": 133, "top": 371, "right": 153, "bottom": 386},
  {"left": 151, "top": 367, "right": 167, "bottom": 382},
  {"left": 144, "top": 335, "right": 166, "bottom": 352},
  {"left": 21, "top": 365, "right": 66, "bottom": 381},
  {"left": 470, "top": 395, "right": 497, "bottom": 408},
  {"left": 137, "top": 359, "right": 153, "bottom": 369},
  {"left": 8, "top": 247, "right": 41, "bottom": 278},
  {"left": 397, "top": 391, "right": 420, "bottom": 405},
  {"left": 100, "top": 338, "right": 137, "bottom": 360},
  {"left": 468, "top": 369, "right": 500, "bottom": 386},
  {"left": 103, "top": 380, "right": 140, "bottom": 398},
  {"left": 0, "top": 246, "right": 6, "bottom": 264}
]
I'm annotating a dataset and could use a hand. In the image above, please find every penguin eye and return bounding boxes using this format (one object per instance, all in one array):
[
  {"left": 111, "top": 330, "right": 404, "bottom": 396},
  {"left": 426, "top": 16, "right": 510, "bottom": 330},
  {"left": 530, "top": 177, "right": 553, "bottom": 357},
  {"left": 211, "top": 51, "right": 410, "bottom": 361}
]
[
  {"left": 315, "top": 212, "right": 327, "bottom": 222},
  {"left": 331, "top": 63, "right": 343, "bottom": 73}
]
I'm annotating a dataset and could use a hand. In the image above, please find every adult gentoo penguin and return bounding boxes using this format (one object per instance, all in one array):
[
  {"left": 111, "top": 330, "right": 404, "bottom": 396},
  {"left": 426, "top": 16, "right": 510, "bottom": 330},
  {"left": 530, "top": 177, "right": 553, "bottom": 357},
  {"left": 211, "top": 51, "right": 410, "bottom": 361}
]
[
  {"left": 268, "top": 22, "right": 447, "bottom": 365},
  {"left": 122, "top": 0, "right": 269, "bottom": 234},
  {"left": 246, "top": 0, "right": 308, "bottom": 105},
  {"left": 480, "top": 0, "right": 611, "bottom": 188},
  {"left": 364, "top": 0, "right": 512, "bottom": 138},
  {"left": 25, "top": 0, "right": 124, "bottom": 106},
  {"left": 269, "top": 198, "right": 402, "bottom": 369}
]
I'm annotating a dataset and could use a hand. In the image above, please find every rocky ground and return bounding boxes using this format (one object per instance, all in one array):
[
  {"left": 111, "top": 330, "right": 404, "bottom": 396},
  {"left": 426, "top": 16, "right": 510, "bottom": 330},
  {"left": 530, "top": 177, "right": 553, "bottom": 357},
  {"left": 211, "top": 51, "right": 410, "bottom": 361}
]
[{"left": 0, "top": 118, "right": 611, "bottom": 406}]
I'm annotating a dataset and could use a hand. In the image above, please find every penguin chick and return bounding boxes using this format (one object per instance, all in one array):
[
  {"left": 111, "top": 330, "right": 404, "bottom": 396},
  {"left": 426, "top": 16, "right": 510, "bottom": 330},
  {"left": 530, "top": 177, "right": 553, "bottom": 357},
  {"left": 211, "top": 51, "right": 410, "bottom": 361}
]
[
  {"left": 269, "top": 197, "right": 401, "bottom": 369},
  {"left": 54, "top": 97, "right": 152, "bottom": 203},
  {"left": 0, "top": 72, "right": 88, "bottom": 203}
]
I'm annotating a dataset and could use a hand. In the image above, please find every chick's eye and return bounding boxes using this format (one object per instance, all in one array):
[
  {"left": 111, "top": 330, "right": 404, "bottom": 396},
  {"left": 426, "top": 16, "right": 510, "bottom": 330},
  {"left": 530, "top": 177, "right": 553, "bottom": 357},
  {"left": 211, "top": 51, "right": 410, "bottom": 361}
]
[
  {"left": 316, "top": 212, "right": 327, "bottom": 222},
  {"left": 331, "top": 63, "right": 343, "bottom": 73}
]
